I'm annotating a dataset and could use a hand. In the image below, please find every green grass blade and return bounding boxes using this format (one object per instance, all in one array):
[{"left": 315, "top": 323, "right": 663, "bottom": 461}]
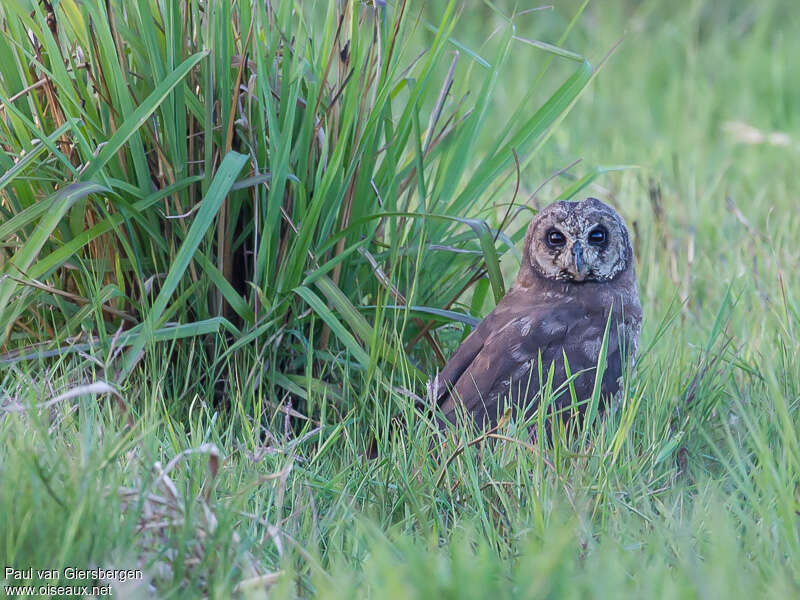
[
  {"left": 118, "top": 151, "right": 248, "bottom": 378},
  {"left": 557, "top": 165, "right": 639, "bottom": 201},
  {"left": 80, "top": 51, "right": 208, "bottom": 182},
  {"left": 0, "top": 121, "right": 74, "bottom": 194},
  {"left": 0, "top": 182, "right": 108, "bottom": 342},
  {"left": 294, "top": 285, "right": 371, "bottom": 370}
]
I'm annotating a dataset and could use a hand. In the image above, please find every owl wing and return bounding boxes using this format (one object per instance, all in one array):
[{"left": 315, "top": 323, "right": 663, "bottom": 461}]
[
  {"left": 435, "top": 299, "right": 629, "bottom": 427},
  {"left": 429, "top": 288, "right": 527, "bottom": 405}
]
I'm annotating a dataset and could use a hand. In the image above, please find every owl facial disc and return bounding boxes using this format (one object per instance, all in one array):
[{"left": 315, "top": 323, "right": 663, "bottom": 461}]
[{"left": 523, "top": 197, "right": 632, "bottom": 283}]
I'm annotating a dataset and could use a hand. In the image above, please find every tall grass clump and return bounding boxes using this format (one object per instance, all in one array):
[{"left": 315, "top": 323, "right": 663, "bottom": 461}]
[
  {"left": 0, "top": 0, "right": 595, "bottom": 417},
  {"left": 0, "top": 1, "right": 597, "bottom": 592}
]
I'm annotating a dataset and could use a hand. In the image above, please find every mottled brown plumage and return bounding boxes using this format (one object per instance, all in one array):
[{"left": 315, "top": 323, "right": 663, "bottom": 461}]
[{"left": 432, "top": 197, "right": 642, "bottom": 427}]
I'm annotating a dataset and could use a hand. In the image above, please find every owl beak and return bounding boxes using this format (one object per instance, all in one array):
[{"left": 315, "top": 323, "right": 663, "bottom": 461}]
[{"left": 572, "top": 241, "right": 585, "bottom": 273}]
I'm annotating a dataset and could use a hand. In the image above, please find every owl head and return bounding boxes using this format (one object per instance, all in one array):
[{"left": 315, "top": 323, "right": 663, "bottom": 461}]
[{"left": 522, "top": 197, "right": 633, "bottom": 283}]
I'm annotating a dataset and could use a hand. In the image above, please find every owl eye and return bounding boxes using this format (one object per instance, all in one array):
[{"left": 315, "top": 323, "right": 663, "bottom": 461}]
[
  {"left": 546, "top": 229, "right": 566, "bottom": 248},
  {"left": 588, "top": 226, "right": 607, "bottom": 246}
]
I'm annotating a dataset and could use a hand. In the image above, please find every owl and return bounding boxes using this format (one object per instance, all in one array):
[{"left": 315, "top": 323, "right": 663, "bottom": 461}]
[{"left": 431, "top": 197, "right": 642, "bottom": 428}]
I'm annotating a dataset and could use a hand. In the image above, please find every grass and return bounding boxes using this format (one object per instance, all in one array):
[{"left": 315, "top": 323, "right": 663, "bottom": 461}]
[{"left": 1, "top": 0, "right": 799, "bottom": 597}]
